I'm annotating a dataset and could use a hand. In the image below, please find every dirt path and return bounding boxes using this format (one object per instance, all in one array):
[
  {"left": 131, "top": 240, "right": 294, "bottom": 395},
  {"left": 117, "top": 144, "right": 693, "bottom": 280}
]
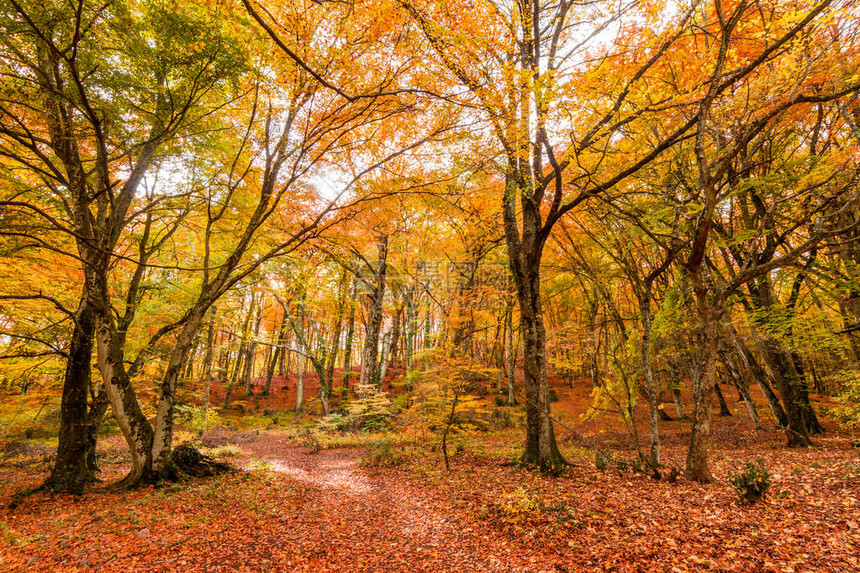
[
  {"left": 3, "top": 432, "right": 859, "bottom": 572},
  {"left": 238, "top": 442, "right": 549, "bottom": 572},
  {"left": 0, "top": 439, "right": 561, "bottom": 573}
]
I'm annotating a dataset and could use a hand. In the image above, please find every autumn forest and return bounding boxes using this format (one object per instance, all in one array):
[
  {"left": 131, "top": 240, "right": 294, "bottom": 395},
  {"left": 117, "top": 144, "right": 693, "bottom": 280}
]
[{"left": 0, "top": 0, "right": 859, "bottom": 570}]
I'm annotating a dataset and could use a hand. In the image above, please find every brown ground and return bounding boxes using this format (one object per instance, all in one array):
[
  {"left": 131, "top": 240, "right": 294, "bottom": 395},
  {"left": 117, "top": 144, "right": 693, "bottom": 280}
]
[{"left": 0, "top": 373, "right": 858, "bottom": 572}]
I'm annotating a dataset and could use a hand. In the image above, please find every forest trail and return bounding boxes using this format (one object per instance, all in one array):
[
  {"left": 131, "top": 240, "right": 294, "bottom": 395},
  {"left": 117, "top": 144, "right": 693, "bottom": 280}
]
[
  {"left": 2, "top": 439, "right": 563, "bottom": 573},
  {"left": 4, "top": 430, "right": 859, "bottom": 572},
  {"left": 238, "top": 443, "right": 550, "bottom": 572}
]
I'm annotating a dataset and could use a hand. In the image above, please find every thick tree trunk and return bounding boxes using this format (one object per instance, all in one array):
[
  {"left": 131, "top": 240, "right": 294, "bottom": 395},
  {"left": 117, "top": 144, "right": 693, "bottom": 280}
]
[
  {"left": 149, "top": 311, "right": 206, "bottom": 480},
  {"left": 182, "top": 341, "right": 197, "bottom": 384},
  {"left": 685, "top": 266, "right": 719, "bottom": 484},
  {"left": 46, "top": 298, "right": 102, "bottom": 494},
  {"left": 515, "top": 265, "right": 566, "bottom": 472},
  {"left": 93, "top": 313, "right": 154, "bottom": 485},
  {"left": 751, "top": 277, "right": 822, "bottom": 442},
  {"left": 838, "top": 297, "right": 860, "bottom": 363},
  {"left": 310, "top": 353, "right": 330, "bottom": 416}
]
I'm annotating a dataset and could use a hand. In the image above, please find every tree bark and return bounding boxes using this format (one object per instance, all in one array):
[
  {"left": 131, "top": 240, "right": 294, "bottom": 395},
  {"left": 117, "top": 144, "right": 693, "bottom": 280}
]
[
  {"left": 342, "top": 277, "right": 358, "bottom": 395},
  {"left": 757, "top": 339, "right": 816, "bottom": 446},
  {"left": 715, "top": 383, "right": 732, "bottom": 416},
  {"left": 362, "top": 236, "right": 388, "bottom": 387},
  {"left": 725, "top": 354, "right": 762, "bottom": 428},
  {"left": 724, "top": 321, "right": 789, "bottom": 427},
  {"left": 244, "top": 300, "right": 263, "bottom": 395},
  {"left": 639, "top": 284, "right": 661, "bottom": 468},
  {"left": 294, "top": 303, "right": 306, "bottom": 413},
  {"left": 505, "top": 299, "right": 517, "bottom": 406},
  {"left": 45, "top": 297, "right": 103, "bottom": 494},
  {"left": 202, "top": 308, "right": 216, "bottom": 412},
  {"left": 265, "top": 309, "right": 288, "bottom": 395},
  {"left": 515, "top": 265, "right": 565, "bottom": 472}
]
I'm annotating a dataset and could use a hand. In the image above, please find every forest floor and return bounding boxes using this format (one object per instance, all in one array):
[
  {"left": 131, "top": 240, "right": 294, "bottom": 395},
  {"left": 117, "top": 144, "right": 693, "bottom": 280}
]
[{"left": 0, "top": 375, "right": 859, "bottom": 571}]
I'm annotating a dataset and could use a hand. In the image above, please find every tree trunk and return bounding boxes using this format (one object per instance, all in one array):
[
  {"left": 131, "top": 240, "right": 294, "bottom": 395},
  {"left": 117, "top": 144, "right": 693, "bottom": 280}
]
[
  {"left": 388, "top": 301, "right": 402, "bottom": 368},
  {"left": 505, "top": 298, "right": 517, "bottom": 406},
  {"left": 46, "top": 297, "right": 102, "bottom": 494},
  {"left": 362, "top": 236, "right": 388, "bottom": 387},
  {"left": 202, "top": 308, "right": 216, "bottom": 412},
  {"left": 715, "top": 384, "right": 732, "bottom": 416},
  {"left": 495, "top": 311, "right": 505, "bottom": 394},
  {"left": 148, "top": 310, "right": 207, "bottom": 480},
  {"left": 684, "top": 266, "right": 720, "bottom": 484},
  {"left": 404, "top": 283, "right": 417, "bottom": 389},
  {"left": 725, "top": 355, "right": 762, "bottom": 429},
  {"left": 244, "top": 300, "right": 263, "bottom": 395},
  {"left": 265, "top": 310, "right": 288, "bottom": 395},
  {"left": 724, "top": 321, "right": 789, "bottom": 427},
  {"left": 93, "top": 312, "right": 155, "bottom": 485},
  {"left": 225, "top": 296, "right": 255, "bottom": 408},
  {"left": 181, "top": 339, "right": 197, "bottom": 385},
  {"left": 757, "top": 340, "right": 816, "bottom": 446},
  {"left": 326, "top": 278, "right": 346, "bottom": 402},
  {"left": 514, "top": 263, "right": 565, "bottom": 472},
  {"left": 424, "top": 299, "right": 432, "bottom": 350},
  {"left": 342, "top": 278, "right": 358, "bottom": 395},
  {"left": 639, "top": 285, "right": 660, "bottom": 468},
  {"left": 378, "top": 331, "right": 392, "bottom": 386},
  {"left": 218, "top": 330, "right": 232, "bottom": 382},
  {"left": 295, "top": 337, "right": 305, "bottom": 413},
  {"left": 671, "top": 386, "right": 687, "bottom": 420},
  {"left": 750, "top": 277, "right": 822, "bottom": 442}
]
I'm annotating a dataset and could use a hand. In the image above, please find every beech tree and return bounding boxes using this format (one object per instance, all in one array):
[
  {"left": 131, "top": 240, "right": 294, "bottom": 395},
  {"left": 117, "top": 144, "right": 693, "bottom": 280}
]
[{"left": 0, "top": 0, "right": 454, "bottom": 486}]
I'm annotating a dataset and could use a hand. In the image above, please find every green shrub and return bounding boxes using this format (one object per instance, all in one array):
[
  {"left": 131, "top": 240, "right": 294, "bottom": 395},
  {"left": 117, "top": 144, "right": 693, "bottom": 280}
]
[
  {"left": 175, "top": 404, "right": 221, "bottom": 434},
  {"left": 728, "top": 458, "right": 771, "bottom": 503},
  {"left": 363, "top": 438, "right": 406, "bottom": 467},
  {"left": 548, "top": 388, "right": 559, "bottom": 402},
  {"left": 491, "top": 408, "right": 515, "bottom": 429},
  {"left": 494, "top": 395, "right": 507, "bottom": 407}
]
